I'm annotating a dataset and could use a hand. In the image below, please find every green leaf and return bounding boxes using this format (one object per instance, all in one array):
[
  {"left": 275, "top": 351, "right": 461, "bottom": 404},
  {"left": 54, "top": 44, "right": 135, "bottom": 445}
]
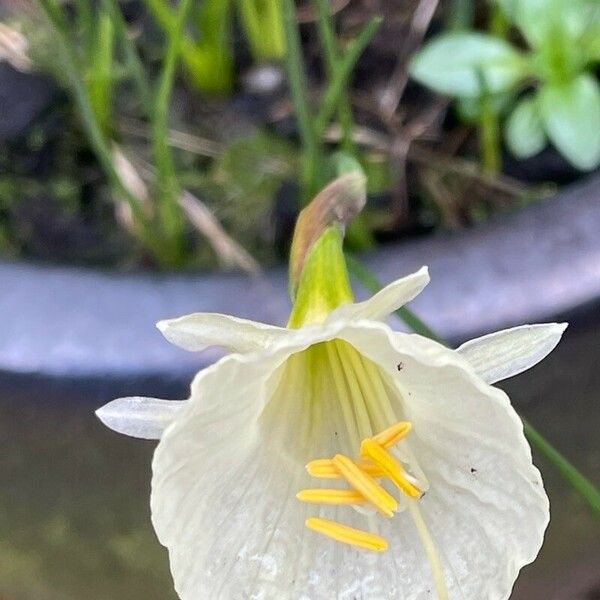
[
  {"left": 540, "top": 74, "right": 600, "bottom": 170},
  {"left": 409, "top": 32, "right": 526, "bottom": 98},
  {"left": 516, "top": 0, "right": 596, "bottom": 49},
  {"left": 505, "top": 95, "right": 547, "bottom": 159},
  {"left": 493, "top": 0, "right": 518, "bottom": 20}
]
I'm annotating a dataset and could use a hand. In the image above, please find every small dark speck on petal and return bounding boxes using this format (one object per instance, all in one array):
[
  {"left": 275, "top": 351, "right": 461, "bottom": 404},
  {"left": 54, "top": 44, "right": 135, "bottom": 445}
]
[
  {"left": 397, "top": 362, "right": 404, "bottom": 371},
  {"left": 470, "top": 467, "right": 477, "bottom": 473}
]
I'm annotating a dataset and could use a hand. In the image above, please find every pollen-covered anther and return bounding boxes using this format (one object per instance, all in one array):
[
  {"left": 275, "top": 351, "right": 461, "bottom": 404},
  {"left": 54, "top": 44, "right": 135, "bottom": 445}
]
[
  {"left": 306, "top": 458, "right": 386, "bottom": 479},
  {"left": 373, "top": 420, "right": 412, "bottom": 448},
  {"left": 360, "top": 438, "right": 422, "bottom": 498},
  {"left": 305, "top": 517, "right": 388, "bottom": 552},
  {"left": 332, "top": 453, "right": 397, "bottom": 516},
  {"left": 296, "top": 488, "right": 366, "bottom": 504}
]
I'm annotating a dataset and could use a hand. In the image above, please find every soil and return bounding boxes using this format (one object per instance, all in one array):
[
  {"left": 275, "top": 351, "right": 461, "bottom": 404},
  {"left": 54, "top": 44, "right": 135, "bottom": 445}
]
[{"left": 0, "top": 0, "right": 596, "bottom": 269}]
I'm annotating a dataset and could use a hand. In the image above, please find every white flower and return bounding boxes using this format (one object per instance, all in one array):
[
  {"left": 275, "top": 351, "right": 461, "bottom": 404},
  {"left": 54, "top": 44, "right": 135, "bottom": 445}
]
[{"left": 97, "top": 266, "right": 566, "bottom": 600}]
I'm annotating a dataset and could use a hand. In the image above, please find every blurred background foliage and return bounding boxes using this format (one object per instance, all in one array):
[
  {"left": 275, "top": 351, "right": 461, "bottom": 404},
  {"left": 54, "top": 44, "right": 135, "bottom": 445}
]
[{"left": 0, "top": 0, "right": 598, "bottom": 269}]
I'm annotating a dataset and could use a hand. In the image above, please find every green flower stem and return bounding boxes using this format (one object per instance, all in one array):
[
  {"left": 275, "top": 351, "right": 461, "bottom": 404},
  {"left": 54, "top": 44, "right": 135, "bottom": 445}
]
[
  {"left": 523, "top": 420, "right": 600, "bottom": 513},
  {"left": 36, "top": 0, "right": 156, "bottom": 252},
  {"left": 281, "top": 0, "right": 322, "bottom": 200},
  {"left": 347, "top": 254, "right": 600, "bottom": 514},
  {"left": 152, "top": 0, "right": 193, "bottom": 265}
]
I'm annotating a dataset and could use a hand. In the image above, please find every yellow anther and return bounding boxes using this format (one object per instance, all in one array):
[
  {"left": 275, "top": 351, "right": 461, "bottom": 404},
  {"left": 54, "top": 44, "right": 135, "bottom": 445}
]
[
  {"left": 305, "top": 517, "right": 388, "bottom": 552},
  {"left": 373, "top": 421, "right": 412, "bottom": 448},
  {"left": 296, "top": 488, "right": 366, "bottom": 504},
  {"left": 306, "top": 458, "right": 386, "bottom": 479},
  {"left": 332, "top": 454, "right": 397, "bottom": 517},
  {"left": 360, "top": 438, "right": 421, "bottom": 498}
]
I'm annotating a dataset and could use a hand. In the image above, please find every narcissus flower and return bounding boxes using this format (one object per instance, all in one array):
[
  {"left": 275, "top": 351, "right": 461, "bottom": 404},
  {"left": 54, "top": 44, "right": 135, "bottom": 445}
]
[{"left": 97, "top": 174, "right": 565, "bottom": 599}]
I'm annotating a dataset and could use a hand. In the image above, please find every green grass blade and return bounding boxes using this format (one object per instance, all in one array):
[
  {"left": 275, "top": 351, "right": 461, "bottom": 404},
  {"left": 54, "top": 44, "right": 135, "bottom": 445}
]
[
  {"left": 523, "top": 420, "right": 600, "bottom": 513},
  {"left": 151, "top": 0, "right": 193, "bottom": 264},
  {"left": 36, "top": 0, "right": 152, "bottom": 244}
]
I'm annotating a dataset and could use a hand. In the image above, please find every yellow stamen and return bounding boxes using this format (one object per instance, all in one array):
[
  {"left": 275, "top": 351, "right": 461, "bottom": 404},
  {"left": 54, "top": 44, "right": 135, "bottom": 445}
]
[
  {"left": 373, "top": 421, "right": 412, "bottom": 448},
  {"left": 360, "top": 438, "right": 421, "bottom": 498},
  {"left": 296, "top": 488, "right": 366, "bottom": 504},
  {"left": 332, "top": 454, "right": 397, "bottom": 517},
  {"left": 306, "top": 458, "right": 386, "bottom": 479},
  {"left": 305, "top": 517, "right": 388, "bottom": 552}
]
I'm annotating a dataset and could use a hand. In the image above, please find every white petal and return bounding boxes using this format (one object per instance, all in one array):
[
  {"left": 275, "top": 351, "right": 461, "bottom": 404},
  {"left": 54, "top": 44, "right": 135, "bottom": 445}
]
[
  {"left": 456, "top": 323, "right": 567, "bottom": 384},
  {"left": 151, "top": 318, "right": 548, "bottom": 599},
  {"left": 340, "top": 323, "right": 549, "bottom": 599},
  {"left": 96, "top": 396, "right": 187, "bottom": 439},
  {"left": 329, "top": 266, "right": 430, "bottom": 322},
  {"left": 157, "top": 312, "right": 288, "bottom": 353}
]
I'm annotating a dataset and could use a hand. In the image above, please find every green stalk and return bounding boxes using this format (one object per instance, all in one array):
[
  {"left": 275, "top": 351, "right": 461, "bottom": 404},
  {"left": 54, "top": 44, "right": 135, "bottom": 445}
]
[
  {"left": 476, "top": 69, "right": 501, "bottom": 174},
  {"left": 480, "top": 97, "right": 501, "bottom": 174},
  {"left": 262, "top": 0, "right": 285, "bottom": 58},
  {"left": 143, "top": 0, "right": 233, "bottom": 94},
  {"left": 36, "top": 0, "right": 154, "bottom": 249},
  {"left": 347, "top": 254, "right": 600, "bottom": 515},
  {"left": 313, "top": 0, "right": 373, "bottom": 249},
  {"left": 237, "top": 0, "right": 285, "bottom": 61},
  {"left": 152, "top": 0, "right": 193, "bottom": 265},
  {"left": 313, "top": 16, "right": 382, "bottom": 135},
  {"left": 87, "top": 9, "right": 114, "bottom": 133},
  {"left": 281, "top": 0, "right": 321, "bottom": 199},
  {"left": 312, "top": 0, "right": 356, "bottom": 154},
  {"left": 74, "top": 0, "right": 93, "bottom": 53},
  {"left": 102, "top": 0, "right": 151, "bottom": 111}
]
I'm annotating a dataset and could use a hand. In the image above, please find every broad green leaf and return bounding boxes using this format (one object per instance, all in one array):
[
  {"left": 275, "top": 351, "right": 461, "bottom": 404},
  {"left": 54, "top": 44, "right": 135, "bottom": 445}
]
[
  {"left": 493, "top": 0, "right": 518, "bottom": 20},
  {"left": 516, "top": 0, "right": 596, "bottom": 49},
  {"left": 540, "top": 74, "right": 600, "bottom": 170},
  {"left": 505, "top": 95, "right": 547, "bottom": 158},
  {"left": 409, "top": 33, "right": 526, "bottom": 98}
]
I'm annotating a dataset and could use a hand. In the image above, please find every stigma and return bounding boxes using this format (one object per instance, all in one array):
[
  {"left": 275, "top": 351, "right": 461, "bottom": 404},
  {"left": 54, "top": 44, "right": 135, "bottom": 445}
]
[{"left": 297, "top": 420, "right": 422, "bottom": 551}]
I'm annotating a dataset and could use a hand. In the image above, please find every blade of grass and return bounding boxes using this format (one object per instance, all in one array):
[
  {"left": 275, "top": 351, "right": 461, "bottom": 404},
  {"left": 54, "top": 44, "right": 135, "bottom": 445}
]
[
  {"left": 523, "top": 419, "right": 600, "bottom": 513},
  {"left": 313, "top": 16, "right": 382, "bottom": 135},
  {"left": 312, "top": 0, "right": 355, "bottom": 154},
  {"left": 36, "top": 0, "right": 154, "bottom": 249},
  {"left": 347, "top": 253, "right": 600, "bottom": 514},
  {"left": 87, "top": 8, "right": 114, "bottom": 133},
  {"left": 102, "top": 0, "right": 151, "bottom": 111},
  {"left": 152, "top": 0, "right": 193, "bottom": 264},
  {"left": 281, "top": 0, "right": 321, "bottom": 199}
]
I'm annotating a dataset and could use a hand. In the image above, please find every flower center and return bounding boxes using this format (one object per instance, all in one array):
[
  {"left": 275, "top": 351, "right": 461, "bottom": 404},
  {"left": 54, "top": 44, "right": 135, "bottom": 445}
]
[{"left": 296, "top": 420, "right": 422, "bottom": 551}]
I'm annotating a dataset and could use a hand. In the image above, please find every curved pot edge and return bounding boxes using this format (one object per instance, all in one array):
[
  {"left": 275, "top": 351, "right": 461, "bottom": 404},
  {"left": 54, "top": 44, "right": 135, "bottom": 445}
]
[{"left": 1, "top": 174, "right": 599, "bottom": 381}]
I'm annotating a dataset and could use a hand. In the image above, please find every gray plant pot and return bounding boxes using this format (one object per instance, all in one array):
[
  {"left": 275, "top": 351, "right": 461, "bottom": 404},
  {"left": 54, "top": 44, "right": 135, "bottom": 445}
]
[{"left": 1, "top": 174, "right": 599, "bottom": 381}]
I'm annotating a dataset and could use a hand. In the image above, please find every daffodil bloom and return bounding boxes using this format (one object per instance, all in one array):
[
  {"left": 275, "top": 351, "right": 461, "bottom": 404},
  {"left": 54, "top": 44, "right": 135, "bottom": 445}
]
[{"left": 97, "top": 181, "right": 565, "bottom": 599}]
